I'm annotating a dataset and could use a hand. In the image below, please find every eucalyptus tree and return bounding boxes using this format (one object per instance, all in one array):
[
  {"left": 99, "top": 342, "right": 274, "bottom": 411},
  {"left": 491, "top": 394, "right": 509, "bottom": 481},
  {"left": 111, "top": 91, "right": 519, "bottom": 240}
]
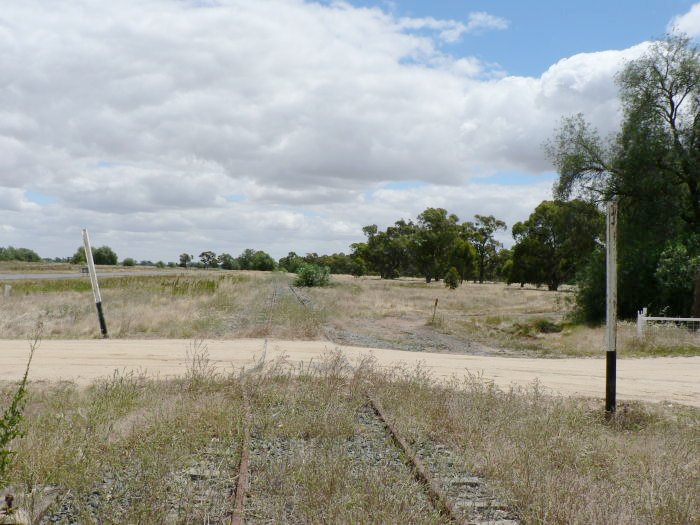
[
  {"left": 464, "top": 215, "right": 506, "bottom": 283},
  {"left": 510, "top": 200, "right": 603, "bottom": 291},
  {"left": 547, "top": 35, "right": 700, "bottom": 318}
]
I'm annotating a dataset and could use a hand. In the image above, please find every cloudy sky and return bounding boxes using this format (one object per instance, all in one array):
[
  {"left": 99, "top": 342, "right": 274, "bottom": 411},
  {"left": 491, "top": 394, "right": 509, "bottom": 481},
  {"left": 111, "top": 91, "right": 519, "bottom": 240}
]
[{"left": 2, "top": 0, "right": 700, "bottom": 262}]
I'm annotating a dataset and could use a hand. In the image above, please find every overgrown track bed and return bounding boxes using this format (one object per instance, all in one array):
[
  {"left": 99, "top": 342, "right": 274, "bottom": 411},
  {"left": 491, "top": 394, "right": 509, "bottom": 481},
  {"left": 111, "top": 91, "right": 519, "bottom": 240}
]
[
  {"left": 2, "top": 351, "right": 697, "bottom": 524},
  {"left": 280, "top": 284, "right": 517, "bottom": 523}
]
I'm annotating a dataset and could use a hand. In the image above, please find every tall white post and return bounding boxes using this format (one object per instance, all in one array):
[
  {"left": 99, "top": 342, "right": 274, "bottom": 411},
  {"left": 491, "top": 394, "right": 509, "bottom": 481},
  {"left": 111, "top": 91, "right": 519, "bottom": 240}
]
[
  {"left": 605, "top": 200, "right": 618, "bottom": 414},
  {"left": 82, "top": 229, "right": 108, "bottom": 337}
]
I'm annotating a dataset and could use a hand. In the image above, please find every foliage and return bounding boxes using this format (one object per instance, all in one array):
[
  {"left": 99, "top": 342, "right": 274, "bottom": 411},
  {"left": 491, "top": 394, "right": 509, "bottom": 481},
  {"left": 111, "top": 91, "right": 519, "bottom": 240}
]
[
  {"left": 355, "top": 221, "right": 416, "bottom": 279},
  {"left": 294, "top": 263, "right": 330, "bottom": 287},
  {"left": 237, "top": 249, "right": 275, "bottom": 271},
  {"left": 444, "top": 267, "right": 460, "bottom": 289},
  {"left": 412, "top": 208, "right": 460, "bottom": 283},
  {"left": 510, "top": 200, "right": 603, "bottom": 291},
  {"left": 217, "top": 253, "right": 239, "bottom": 270},
  {"left": 278, "top": 252, "right": 305, "bottom": 273},
  {"left": 463, "top": 215, "right": 506, "bottom": 283},
  {"left": 198, "top": 251, "right": 218, "bottom": 268},
  {"left": 178, "top": 253, "right": 193, "bottom": 268},
  {"left": 250, "top": 250, "right": 276, "bottom": 271},
  {"left": 654, "top": 237, "right": 700, "bottom": 314},
  {"left": 122, "top": 257, "right": 136, "bottom": 267},
  {"left": 0, "top": 337, "right": 37, "bottom": 488},
  {"left": 353, "top": 209, "right": 498, "bottom": 282},
  {"left": 71, "top": 245, "right": 118, "bottom": 265},
  {"left": 547, "top": 35, "right": 700, "bottom": 318},
  {"left": 0, "top": 246, "right": 41, "bottom": 262}
]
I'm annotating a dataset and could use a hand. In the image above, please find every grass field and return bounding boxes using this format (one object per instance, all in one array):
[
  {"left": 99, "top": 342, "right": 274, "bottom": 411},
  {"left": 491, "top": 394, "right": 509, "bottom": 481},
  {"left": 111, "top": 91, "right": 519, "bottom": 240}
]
[
  {"left": 1, "top": 352, "right": 697, "bottom": 524},
  {"left": 0, "top": 267, "right": 698, "bottom": 523},
  {"left": 1, "top": 269, "right": 698, "bottom": 357}
]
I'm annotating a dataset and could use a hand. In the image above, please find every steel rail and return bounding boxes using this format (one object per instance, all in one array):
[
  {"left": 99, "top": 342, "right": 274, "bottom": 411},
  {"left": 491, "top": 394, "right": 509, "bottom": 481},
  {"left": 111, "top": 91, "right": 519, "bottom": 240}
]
[
  {"left": 288, "top": 280, "right": 468, "bottom": 523},
  {"left": 229, "top": 390, "right": 252, "bottom": 525},
  {"left": 367, "top": 393, "right": 468, "bottom": 525}
]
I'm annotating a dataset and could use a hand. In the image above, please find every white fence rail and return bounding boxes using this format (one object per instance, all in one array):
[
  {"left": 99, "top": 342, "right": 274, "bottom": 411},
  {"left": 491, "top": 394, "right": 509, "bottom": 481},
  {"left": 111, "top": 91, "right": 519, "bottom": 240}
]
[{"left": 636, "top": 307, "right": 700, "bottom": 338}]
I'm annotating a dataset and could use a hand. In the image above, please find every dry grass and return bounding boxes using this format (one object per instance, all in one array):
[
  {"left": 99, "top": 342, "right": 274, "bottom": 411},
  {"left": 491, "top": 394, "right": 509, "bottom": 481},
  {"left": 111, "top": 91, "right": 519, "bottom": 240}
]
[
  {"left": 375, "top": 363, "right": 699, "bottom": 525},
  {"left": 1, "top": 352, "right": 697, "bottom": 524},
  {"left": 0, "top": 271, "right": 324, "bottom": 340},
  {"left": 1, "top": 270, "right": 697, "bottom": 356}
]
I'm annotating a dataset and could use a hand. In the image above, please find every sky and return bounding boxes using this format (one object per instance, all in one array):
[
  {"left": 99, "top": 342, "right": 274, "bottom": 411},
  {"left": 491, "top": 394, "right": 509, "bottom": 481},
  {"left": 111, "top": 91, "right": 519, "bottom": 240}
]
[{"left": 2, "top": 0, "right": 700, "bottom": 262}]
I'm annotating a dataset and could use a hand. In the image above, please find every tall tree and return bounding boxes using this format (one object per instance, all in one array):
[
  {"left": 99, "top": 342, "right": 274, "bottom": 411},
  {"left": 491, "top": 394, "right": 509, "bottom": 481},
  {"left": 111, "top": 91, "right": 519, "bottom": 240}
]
[
  {"left": 510, "top": 200, "right": 603, "bottom": 291},
  {"left": 412, "top": 208, "right": 460, "bottom": 283},
  {"left": 547, "top": 35, "right": 700, "bottom": 318},
  {"left": 464, "top": 215, "right": 506, "bottom": 283},
  {"left": 199, "top": 251, "right": 218, "bottom": 268},
  {"left": 356, "top": 221, "right": 415, "bottom": 279}
]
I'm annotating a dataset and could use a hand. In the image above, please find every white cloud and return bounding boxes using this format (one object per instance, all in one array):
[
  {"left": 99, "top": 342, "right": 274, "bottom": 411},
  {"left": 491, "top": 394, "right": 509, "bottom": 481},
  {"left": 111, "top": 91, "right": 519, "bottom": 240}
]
[
  {"left": 466, "top": 11, "right": 509, "bottom": 33},
  {"left": 397, "top": 10, "right": 508, "bottom": 43},
  {"left": 0, "top": 0, "right": 657, "bottom": 260},
  {"left": 669, "top": 2, "right": 700, "bottom": 36}
]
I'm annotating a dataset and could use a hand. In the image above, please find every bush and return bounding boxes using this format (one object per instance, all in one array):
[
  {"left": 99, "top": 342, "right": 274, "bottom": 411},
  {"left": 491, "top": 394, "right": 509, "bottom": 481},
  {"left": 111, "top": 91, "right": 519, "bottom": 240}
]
[
  {"left": 444, "top": 267, "right": 460, "bottom": 289},
  {"left": 295, "top": 264, "right": 330, "bottom": 287},
  {"left": 122, "top": 257, "right": 136, "bottom": 266}
]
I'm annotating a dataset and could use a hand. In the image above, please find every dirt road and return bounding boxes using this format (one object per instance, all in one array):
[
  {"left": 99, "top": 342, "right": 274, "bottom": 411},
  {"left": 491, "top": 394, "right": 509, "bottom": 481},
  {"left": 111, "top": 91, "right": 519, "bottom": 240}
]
[{"left": 1, "top": 339, "right": 698, "bottom": 407}]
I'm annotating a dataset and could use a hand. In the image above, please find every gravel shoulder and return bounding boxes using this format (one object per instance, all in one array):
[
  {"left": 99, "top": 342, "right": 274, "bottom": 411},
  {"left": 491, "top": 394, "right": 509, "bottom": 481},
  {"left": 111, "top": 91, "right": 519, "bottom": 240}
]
[{"left": 0, "top": 339, "right": 698, "bottom": 407}]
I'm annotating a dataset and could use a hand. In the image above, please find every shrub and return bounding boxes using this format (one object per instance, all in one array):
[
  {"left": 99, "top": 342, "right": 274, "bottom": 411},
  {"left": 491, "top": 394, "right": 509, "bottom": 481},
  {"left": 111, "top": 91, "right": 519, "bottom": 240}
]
[
  {"left": 0, "top": 336, "right": 37, "bottom": 488},
  {"left": 444, "top": 267, "right": 460, "bottom": 289},
  {"left": 295, "top": 264, "right": 330, "bottom": 287},
  {"left": 122, "top": 257, "right": 136, "bottom": 266}
]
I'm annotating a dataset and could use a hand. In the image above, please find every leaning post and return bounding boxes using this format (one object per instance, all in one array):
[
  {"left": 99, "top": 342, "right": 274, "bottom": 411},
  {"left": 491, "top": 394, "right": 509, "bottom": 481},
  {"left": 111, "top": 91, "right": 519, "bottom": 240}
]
[
  {"left": 82, "top": 229, "right": 108, "bottom": 338},
  {"left": 605, "top": 200, "right": 618, "bottom": 415}
]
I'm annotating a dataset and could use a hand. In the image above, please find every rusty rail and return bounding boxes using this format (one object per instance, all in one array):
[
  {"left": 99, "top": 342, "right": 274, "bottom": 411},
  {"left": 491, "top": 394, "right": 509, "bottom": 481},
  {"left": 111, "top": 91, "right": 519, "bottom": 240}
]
[
  {"left": 229, "top": 390, "right": 252, "bottom": 525},
  {"left": 288, "top": 281, "right": 466, "bottom": 522},
  {"left": 367, "top": 393, "right": 468, "bottom": 525}
]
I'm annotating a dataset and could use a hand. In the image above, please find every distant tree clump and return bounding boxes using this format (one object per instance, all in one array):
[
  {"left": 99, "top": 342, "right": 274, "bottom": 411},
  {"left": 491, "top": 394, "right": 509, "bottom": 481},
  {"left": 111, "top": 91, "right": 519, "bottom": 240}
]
[
  {"left": 218, "top": 253, "right": 239, "bottom": 270},
  {"left": 122, "top": 257, "right": 136, "bottom": 267},
  {"left": 352, "top": 208, "right": 494, "bottom": 282},
  {"left": 71, "top": 246, "right": 118, "bottom": 265},
  {"left": 0, "top": 246, "right": 41, "bottom": 262},
  {"left": 237, "top": 249, "right": 275, "bottom": 271}
]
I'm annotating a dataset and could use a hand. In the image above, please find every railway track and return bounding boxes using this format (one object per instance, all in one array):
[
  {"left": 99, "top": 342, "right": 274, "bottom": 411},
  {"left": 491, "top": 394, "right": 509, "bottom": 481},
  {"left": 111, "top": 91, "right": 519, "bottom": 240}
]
[{"left": 227, "top": 282, "right": 518, "bottom": 524}]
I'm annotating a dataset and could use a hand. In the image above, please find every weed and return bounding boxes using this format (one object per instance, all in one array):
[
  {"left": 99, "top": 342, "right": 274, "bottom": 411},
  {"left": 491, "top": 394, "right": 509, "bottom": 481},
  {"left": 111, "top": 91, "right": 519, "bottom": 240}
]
[{"left": 0, "top": 325, "right": 40, "bottom": 488}]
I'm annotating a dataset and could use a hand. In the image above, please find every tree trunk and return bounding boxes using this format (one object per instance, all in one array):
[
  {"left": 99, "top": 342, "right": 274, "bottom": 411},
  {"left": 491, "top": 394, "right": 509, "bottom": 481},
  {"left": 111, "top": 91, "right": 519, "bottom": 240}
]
[{"left": 692, "top": 270, "right": 700, "bottom": 318}]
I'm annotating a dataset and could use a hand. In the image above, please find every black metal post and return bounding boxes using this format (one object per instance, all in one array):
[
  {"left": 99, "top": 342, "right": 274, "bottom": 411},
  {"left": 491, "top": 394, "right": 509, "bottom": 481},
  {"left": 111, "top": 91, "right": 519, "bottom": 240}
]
[
  {"left": 95, "top": 301, "right": 108, "bottom": 338},
  {"left": 605, "top": 350, "right": 616, "bottom": 414}
]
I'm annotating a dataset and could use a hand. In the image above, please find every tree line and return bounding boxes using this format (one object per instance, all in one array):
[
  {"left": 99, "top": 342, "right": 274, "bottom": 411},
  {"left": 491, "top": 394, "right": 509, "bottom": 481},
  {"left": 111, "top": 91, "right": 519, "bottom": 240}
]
[{"left": 0, "top": 246, "right": 41, "bottom": 262}]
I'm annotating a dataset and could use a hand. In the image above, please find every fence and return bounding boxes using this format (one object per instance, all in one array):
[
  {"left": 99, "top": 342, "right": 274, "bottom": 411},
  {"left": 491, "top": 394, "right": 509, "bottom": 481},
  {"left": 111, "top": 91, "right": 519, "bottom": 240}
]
[{"left": 636, "top": 307, "right": 700, "bottom": 338}]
